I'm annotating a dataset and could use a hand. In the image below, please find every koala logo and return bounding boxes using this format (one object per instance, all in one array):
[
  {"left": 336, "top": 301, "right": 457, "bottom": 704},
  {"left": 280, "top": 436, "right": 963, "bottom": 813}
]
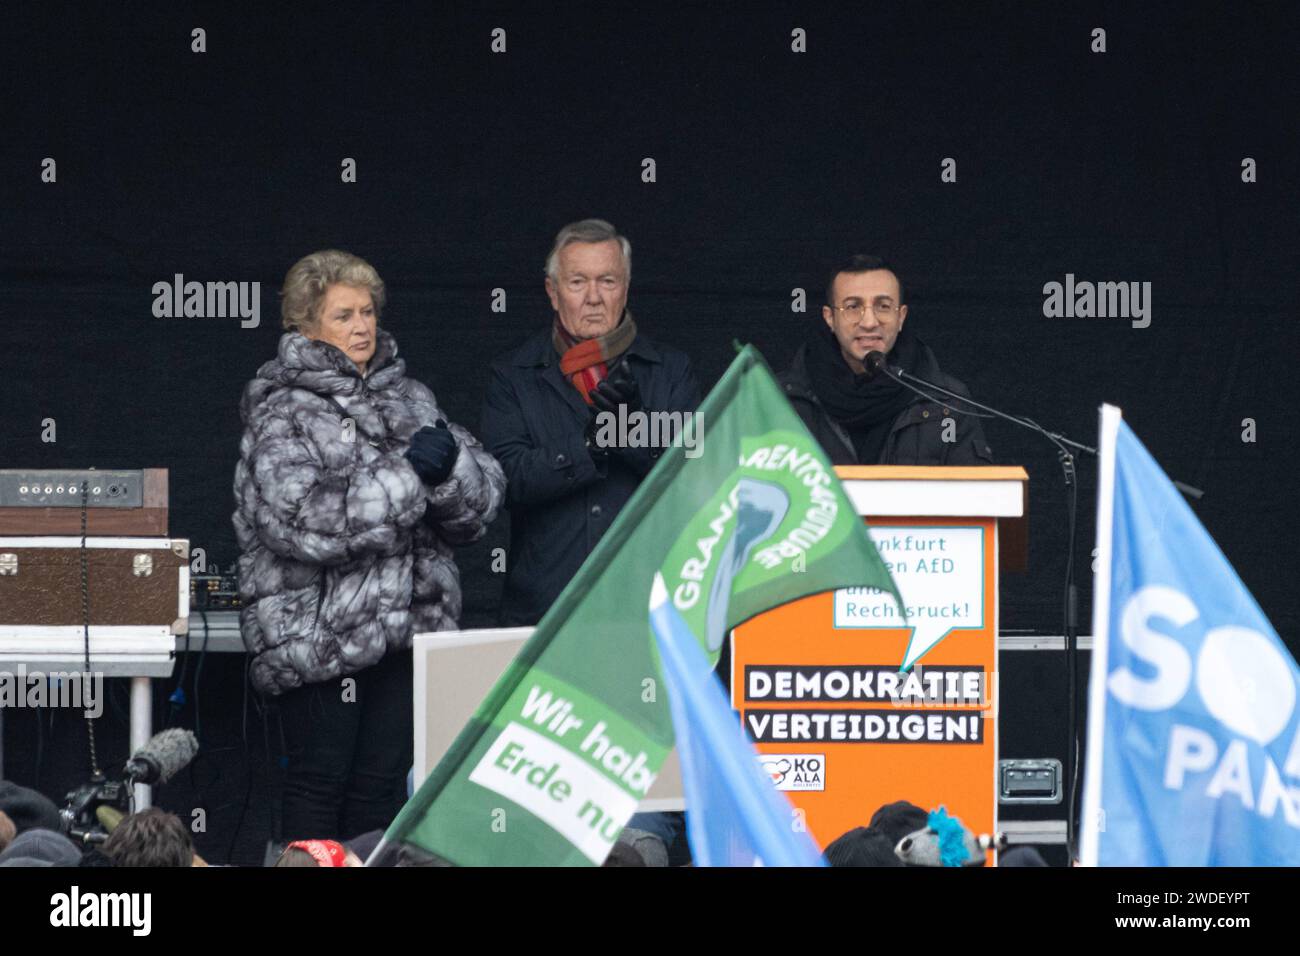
[
  {"left": 759, "top": 753, "right": 826, "bottom": 791},
  {"left": 760, "top": 756, "right": 792, "bottom": 786}
]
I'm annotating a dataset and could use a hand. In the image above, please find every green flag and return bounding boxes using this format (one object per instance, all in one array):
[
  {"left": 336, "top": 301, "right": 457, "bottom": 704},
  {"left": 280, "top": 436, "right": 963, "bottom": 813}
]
[{"left": 379, "top": 345, "right": 901, "bottom": 866}]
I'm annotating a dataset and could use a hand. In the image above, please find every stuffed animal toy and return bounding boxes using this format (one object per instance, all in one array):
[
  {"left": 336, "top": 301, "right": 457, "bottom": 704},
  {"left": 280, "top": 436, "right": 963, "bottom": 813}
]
[{"left": 894, "top": 806, "right": 992, "bottom": 866}]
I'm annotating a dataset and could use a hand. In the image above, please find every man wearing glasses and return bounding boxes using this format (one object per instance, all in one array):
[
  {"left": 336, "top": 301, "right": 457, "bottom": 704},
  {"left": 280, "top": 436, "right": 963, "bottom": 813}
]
[{"left": 780, "top": 255, "right": 993, "bottom": 466}]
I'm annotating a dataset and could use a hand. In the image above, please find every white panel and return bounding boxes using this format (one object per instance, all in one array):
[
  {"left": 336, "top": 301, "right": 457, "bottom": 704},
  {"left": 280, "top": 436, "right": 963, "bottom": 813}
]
[
  {"left": 0, "top": 657, "right": 176, "bottom": 678},
  {"left": 0, "top": 537, "right": 182, "bottom": 549},
  {"left": 842, "top": 479, "right": 1024, "bottom": 518},
  {"left": 413, "top": 626, "right": 535, "bottom": 651},
  {"left": 0, "top": 627, "right": 173, "bottom": 653},
  {"left": 177, "top": 566, "right": 191, "bottom": 622}
]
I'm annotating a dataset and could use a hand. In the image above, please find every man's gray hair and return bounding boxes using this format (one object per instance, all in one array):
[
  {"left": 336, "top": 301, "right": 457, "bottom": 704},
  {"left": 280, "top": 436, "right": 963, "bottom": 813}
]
[{"left": 544, "top": 219, "right": 632, "bottom": 282}]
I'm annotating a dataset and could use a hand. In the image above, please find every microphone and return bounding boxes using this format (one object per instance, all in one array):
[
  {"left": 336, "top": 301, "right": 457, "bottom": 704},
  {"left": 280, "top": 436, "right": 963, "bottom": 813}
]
[
  {"left": 864, "top": 350, "right": 891, "bottom": 379},
  {"left": 124, "top": 728, "right": 199, "bottom": 786}
]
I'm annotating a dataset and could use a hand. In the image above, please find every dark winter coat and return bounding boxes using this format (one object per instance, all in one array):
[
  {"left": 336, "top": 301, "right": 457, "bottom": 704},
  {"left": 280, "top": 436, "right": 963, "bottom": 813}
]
[
  {"left": 480, "top": 327, "right": 700, "bottom": 627},
  {"left": 233, "top": 330, "right": 505, "bottom": 695},
  {"left": 778, "top": 342, "right": 994, "bottom": 466}
]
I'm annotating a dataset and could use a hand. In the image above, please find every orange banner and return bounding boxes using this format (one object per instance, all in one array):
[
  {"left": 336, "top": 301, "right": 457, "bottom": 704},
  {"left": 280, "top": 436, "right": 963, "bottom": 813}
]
[{"left": 731, "top": 516, "right": 999, "bottom": 858}]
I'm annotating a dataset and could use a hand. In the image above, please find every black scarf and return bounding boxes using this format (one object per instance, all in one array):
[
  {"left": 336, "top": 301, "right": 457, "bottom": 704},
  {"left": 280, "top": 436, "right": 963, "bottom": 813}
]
[{"left": 806, "top": 323, "right": 921, "bottom": 463}]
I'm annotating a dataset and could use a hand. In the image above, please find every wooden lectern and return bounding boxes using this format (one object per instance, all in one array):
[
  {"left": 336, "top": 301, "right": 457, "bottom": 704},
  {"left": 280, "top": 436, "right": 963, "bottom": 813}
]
[{"left": 731, "top": 465, "right": 1028, "bottom": 859}]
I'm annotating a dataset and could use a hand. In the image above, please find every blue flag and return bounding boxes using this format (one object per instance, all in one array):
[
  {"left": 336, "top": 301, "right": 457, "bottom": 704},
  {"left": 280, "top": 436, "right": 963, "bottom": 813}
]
[
  {"left": 1081, "top": 405, "right": 1300, "bottom": 866},
  {"left": 649, "top": 572, "right": 826, "bottom": 867}
]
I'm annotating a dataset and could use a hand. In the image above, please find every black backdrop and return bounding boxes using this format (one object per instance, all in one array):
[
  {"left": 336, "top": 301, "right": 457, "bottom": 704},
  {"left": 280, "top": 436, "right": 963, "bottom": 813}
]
[{"left": 2, "top": 2, "right": 1296, "bottom": 863}]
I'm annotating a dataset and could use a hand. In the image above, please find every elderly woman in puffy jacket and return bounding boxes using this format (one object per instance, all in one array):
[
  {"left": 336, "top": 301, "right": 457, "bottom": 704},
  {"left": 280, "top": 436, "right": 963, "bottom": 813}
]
[{"left": 233, "top": 249, "right": 505, "bottom": 842}]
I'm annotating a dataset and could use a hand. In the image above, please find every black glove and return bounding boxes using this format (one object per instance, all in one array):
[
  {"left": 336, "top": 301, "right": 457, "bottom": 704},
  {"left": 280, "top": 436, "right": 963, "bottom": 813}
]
[
  {"left": 589, "top": 358, "right": 643, "bottom": 417},
  {"left": 405, "top": 421, "right": 459, "bottom": 486}
]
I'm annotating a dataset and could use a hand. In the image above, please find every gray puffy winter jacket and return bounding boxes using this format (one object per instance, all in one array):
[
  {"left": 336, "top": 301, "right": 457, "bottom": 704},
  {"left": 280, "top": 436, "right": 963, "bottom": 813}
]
[{"left": 232, "top": 330, "right": 505, "bottom": 696}]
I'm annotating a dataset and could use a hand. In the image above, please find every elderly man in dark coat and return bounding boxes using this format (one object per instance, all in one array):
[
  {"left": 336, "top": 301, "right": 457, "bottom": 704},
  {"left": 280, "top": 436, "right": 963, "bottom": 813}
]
[
  {"left": 234, "top": 249, "right": 504, "bottom": 841},
  {"left": 481, "top": 219, "right": 700, "bottom": 627}
]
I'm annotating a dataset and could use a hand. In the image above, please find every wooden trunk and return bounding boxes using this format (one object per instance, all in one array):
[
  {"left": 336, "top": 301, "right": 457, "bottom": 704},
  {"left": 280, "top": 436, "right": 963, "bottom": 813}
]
[{"left": 0, "top": 537, "right": 190, "bottom": 633}]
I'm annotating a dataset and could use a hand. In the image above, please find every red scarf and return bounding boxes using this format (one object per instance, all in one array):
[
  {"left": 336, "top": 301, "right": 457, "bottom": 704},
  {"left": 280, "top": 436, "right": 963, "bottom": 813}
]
[{"left": 553, "top": 313, "right": 638, "bottom": 404}]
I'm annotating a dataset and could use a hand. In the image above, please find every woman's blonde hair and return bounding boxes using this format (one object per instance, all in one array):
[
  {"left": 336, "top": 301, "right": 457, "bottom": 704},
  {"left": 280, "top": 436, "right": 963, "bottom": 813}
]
[{"left": 280, "top": 250, "right": 386, "bottom": 332}]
